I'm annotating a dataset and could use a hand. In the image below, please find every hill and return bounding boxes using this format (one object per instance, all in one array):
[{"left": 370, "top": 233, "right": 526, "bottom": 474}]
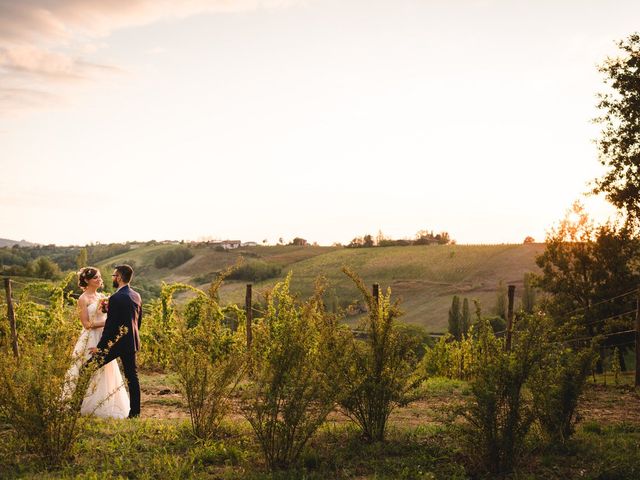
[
  {"left": 0, "top": 238, "right": 36, "bottom": 247},
  {"left": 96, "top": 242, "right": 545, "bottom": 332}
]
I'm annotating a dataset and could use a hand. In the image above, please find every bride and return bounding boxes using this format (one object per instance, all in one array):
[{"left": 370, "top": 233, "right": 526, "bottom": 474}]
[{"left": 65, "top": 267, "right": 130, "bottom": 418}]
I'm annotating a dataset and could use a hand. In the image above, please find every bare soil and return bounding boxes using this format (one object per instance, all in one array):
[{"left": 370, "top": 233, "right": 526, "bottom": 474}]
[{"left": 139, "top": 371, "right": 640, "bottom": 428}]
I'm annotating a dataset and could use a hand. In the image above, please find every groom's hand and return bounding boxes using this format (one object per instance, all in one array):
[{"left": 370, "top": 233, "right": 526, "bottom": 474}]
[{"left": 88, "top": 347, "right": 98, "bottom": 354}]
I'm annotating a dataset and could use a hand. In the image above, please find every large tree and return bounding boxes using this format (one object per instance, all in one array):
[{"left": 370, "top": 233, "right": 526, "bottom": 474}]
[
  {"left": 535, "top": 202, "right": 640, "bottom": 329},
  {"left": 448, "top": 295, "right": 462, "bottom": 340},
  {"left": 593, "top": 33, "right": 640, "bottom": 224}
]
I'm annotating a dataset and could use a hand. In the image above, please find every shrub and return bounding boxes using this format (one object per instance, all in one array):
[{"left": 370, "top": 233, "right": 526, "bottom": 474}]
[
  {"left": 420, "top": 331, "right": 476, "bottom": 380},
  {"left": 170, "top": 276, "right": 245, "bottom": 440},
  {"left": 241, "top": 274, "right": 351, "bottom": 470},
  {"left": 531, "top": 343, "right": 596, "bottom": 445},
  {"left": 139, "top": 282, "right": 208, "bottom": 371},
  {"left": 0, "top": 298, "right": 99, "bottom": 466},
  {"left": 395, "top": 322, "right": 433, "bottom": 360},
  {"left": 459, "top": 315, "right": 548, "bottom": 475},
  {"left": 26, "top": 256, "right": 62, "bottom": 280},
  {"left": 226, "top": 260, "right": 282, "bottom": 282},
  {"left": 338, "top": 267, "right": 423, "bottom": 442},
  {"left": 154, "top": 246, "right": 194, "bottom": 269}
]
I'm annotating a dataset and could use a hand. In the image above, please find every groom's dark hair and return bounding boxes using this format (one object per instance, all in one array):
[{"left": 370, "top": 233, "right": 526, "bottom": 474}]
[{"left": 115, "top": 264, "right": 133, "bottom": 283}]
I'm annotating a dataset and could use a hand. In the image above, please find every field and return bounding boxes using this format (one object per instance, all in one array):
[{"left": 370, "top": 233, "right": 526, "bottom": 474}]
[
  {"left": 3, "top": 371, "right": 639, "bottom": 479},
  {"left": 96, "top": 242, "right": 545, "bottom": 331},
  {"left": 3, "top": 242, "right": 640, "bottom": 479}
]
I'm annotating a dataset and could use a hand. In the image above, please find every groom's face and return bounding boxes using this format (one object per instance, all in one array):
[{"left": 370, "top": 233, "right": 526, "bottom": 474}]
[{"left": 112, "top": 270, "right": 120, "bottom": 289}]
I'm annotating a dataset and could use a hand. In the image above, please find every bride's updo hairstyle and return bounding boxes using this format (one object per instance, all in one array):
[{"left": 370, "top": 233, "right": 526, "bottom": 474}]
[{"left": 78, "top": 267, "right": 99, "bottom": 289}]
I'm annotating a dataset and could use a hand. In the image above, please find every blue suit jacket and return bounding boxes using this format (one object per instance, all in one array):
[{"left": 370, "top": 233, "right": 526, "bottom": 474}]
[{"left": 96, "top": 285, "right": 142, "bottom": 354}]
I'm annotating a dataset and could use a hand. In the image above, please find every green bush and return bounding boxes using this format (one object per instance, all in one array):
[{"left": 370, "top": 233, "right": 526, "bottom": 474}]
[
  {"left": 0, "top": 300, "right": 99, "bottom": 466},
  {"left": 459, "top": 314, "right": 548, "bottom": 475},
  {"left": 227, "top": 260, "right": 282, "bottom": 282},
  {"left": 170, "top": 279, "right": 245, "bottom": 440},
  {"left": 531, "top": 343, "right": 596, "bottom": 445},
  {"left": 138, "top": 282, "right": 211, "bottom": 371},
  {"left": 420, "top": 331, "right": 476, "bottom": 380},
  {"left": 338, "top": 267, "right": 423, "bottom": 442},
  {"left": 241, "top": 274, "right": 351, "bottom": 470},
  {"left": 154, "top": 246, "right": 194, "bottom": 269}
]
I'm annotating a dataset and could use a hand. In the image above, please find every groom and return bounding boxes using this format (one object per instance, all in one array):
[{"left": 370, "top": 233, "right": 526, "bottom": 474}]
[{"left": 89, "top": 264, "right": 142, "bottom": 418}]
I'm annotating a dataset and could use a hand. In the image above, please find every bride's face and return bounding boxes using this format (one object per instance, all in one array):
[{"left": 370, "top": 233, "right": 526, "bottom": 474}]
[{"left": 88, "top": 272, "right": 104, "bottom": 290}]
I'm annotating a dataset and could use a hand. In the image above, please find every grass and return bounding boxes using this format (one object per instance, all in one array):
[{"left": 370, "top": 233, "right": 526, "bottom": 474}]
[
  {"left": 95, "top": 243, "right": 544, "bottom": 331},
  {"left": 2, "top": 372, "right": 640, "bottom": 479}
]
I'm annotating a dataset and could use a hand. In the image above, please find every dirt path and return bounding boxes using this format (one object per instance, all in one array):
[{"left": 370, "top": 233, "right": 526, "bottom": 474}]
[{"left": 138, "top": 371, "right": 640, "bottom": 427}]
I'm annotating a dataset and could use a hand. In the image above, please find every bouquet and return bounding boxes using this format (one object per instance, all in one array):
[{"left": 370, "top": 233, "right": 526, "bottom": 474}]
[{"left": 99, "top": 296, "right": 109, "bottom": 314}]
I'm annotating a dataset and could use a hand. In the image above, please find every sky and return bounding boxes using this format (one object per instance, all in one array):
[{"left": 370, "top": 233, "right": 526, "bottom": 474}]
[{"left": 0, "top": 0, "right": 637, "bottom": 246}]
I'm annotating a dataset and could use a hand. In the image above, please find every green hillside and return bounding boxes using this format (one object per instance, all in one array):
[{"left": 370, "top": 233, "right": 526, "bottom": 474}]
[{"left": 96, "top": 242, "right": 545, "bottom": 332}]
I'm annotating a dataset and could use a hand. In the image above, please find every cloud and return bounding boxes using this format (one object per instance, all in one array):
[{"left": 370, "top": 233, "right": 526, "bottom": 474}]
[
  {"left": 0, "top": 86, "right": 63, "bottom": 113},
  {"left": 0, "top": 0, "right": 300, "bottom": 114},
  {"left": 0, "top": 44, "right": 119, "bottom": 80},
  {"left": 0, "top": 1, "right": 298, "bottom": 44}
]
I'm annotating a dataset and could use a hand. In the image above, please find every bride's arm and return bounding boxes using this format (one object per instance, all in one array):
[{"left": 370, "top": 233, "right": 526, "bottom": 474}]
[
  {"left": 90, "top": 296, "right": 106, "bottom": 329},
  {"left": 78, "top": 297, "right": 93, "bottom": 329},
  {"left": 91, "top": 315, "right": 106, "bottom": 329}
]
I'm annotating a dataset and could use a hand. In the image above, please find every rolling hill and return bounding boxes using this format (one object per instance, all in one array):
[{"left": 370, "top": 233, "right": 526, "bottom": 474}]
[
  {"left": 0, "top": 238, "right": 36, "bottom": 248},
  {"left": 96, "top": 242, "right": 545, "bottom": 332}
]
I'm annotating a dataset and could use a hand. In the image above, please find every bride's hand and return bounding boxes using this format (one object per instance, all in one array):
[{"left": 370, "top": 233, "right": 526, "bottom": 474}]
[{"left": 88, "top": 347, "right": 98, "bottom": 354}]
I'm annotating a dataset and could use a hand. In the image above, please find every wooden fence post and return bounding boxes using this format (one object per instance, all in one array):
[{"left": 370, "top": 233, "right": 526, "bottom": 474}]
[
  {"left": 505, "top": 285, "right": 516, "bottom": 352},
  {"left": 635, "top": 287, "right": 640, "bottom": 388},
  {"left": 4, "top": 278, "right": 19, "bottom": 360},
  {"left": 245, "top": 284, "right": 253, "bottom": 351}
]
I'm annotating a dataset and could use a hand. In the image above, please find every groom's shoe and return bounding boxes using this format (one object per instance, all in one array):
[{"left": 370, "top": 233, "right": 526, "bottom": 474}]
[{"left": 127, "top": 412, "right": 140, "bottom": 419}]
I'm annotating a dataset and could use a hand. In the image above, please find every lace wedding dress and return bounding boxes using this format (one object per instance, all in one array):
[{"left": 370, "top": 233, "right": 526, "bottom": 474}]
[{"left": 66, "top": 296, "right": 130, "bottom": 418}]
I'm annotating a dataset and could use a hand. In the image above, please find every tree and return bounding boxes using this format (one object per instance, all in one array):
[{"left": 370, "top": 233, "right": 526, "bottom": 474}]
[
  {"left": 522, "top": 272, "right": 536, "bottom": 314},
  {"left": 535, "top": 201, "right": 640, "bottom": 328},
  {"left": 592, "top": 34, "right": 640, "bottom": 224},
  {"left": 415, "top": 229, "right": 453, "bottom": 245},
  {"left": 435, "top": 232, "right": 451, "bottom": 245},
  {"left": 76, "top": 248, "right": 88, "bottom": 269},
  {"left": 448, "top": 295, "right": 462, "bottom": 340},
  {"left": 288, "top": 237, "right": 308, "bottom": 246},
  {"left": 363, "top": 234, "right": 375, "bottom": 248},
  {"left": 154, "top": 246, "right": 194, "bottom": 269},
  {"left": 347, "top": 237, "right": 363, "bottom": 248},
  {"left": 461, "top": 297, "right": 471, "bottom": 336},
  {"left": 28, "top": 256, "right": 62, "bottom": 279},
  {"left": 523, "top": 236, "right": 535, "bottom": 244}
]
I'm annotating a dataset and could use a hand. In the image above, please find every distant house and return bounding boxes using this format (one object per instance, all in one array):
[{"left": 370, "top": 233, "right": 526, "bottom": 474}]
[
  {"left": 241, "top": 241, "right": 258, "bottom": 247},
  {"left": 220, "top": 240, "right": 241, "bottom": 250}
]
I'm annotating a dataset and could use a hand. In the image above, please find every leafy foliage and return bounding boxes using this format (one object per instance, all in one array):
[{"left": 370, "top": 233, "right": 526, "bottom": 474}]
[
  {"left": 593, "top": 33, "right": 640, "bottom": 223},
  {"left": 226, "top": 260, "right": 282, "bottom": 282},
  {"left": 420, "top": 332, "right": 475, "bottom": 380},
  {"left": 531, "top": 341, "right": 596, "bottom": 445},
  {"left": 154, "top": 246, "right": 194, "bottom": 269},
  {"left": 338, "top": 267, "right": 422, "bottom": 442},
  {"left": 448, "top": 295, "right": 462, "bottom": 340},
  {"left": 459, "top": 315, "right": 548, "bottom": 475},
  {"left": 535, "top": 202, "right": 640, "bottom": 329},
  {"left": 0, "top": 279, "right": 100, "bottom": 466},
  {"left": 170, "top": 277, "right": 245, "bottom": 440},
  {"left": 241, "top": 274, "right": 351, "bottom": 470}
]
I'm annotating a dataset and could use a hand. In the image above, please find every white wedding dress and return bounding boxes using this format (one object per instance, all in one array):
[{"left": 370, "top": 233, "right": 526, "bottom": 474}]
[{"left": 65, "top": 297, "right": 130, "bottom": 418}]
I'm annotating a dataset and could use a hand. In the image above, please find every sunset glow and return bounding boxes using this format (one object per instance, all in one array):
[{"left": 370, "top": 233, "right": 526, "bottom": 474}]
[{"left": 0, "top": 0, "right": 635, "bottom": 246}]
